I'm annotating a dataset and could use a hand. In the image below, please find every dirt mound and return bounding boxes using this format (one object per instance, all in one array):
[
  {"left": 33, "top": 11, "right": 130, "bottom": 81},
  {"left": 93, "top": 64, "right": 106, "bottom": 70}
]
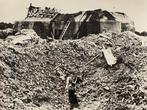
[{"left": 0, "top": 30, "right": 147, "bottom": 110}]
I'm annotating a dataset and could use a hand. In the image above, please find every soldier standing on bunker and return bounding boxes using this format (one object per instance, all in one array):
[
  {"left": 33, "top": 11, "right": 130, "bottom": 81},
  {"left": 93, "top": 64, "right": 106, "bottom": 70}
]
[{"left": 66, "top": 76, "right": 79, "bottom": 110}]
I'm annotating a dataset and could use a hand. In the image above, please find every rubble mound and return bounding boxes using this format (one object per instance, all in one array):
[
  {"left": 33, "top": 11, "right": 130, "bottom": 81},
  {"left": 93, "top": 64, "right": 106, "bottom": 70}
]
[
  {"left": 0, "top": 28, "right": 14, "bottom": 39},
  {"left": 5, "top": 29, "right": 39, "bottom": 45},
  {"left": 0, "top": 30, "right": 147, "bottom": 110}
]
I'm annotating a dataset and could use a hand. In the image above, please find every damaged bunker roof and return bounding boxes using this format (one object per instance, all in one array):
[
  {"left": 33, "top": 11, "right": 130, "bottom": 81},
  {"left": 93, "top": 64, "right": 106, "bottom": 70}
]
[
  {"left": 111, "top": 12, "right": 134, "bottom": 24},
  {"left": 51, "top": 9, "right": 133, "bottom": 23},
  {"left": 24, "top": 18, "right": 52, "bottom": 22},
  {"left": 24, "top": 4, "right": 134, "bottom": 24},
  {"left": 52, "top": 9, "right": 116, "bottom": 22}
]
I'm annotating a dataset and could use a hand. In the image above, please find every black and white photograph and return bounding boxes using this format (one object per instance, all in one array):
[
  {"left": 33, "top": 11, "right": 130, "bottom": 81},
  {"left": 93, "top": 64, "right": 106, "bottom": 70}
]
[{"left": 0, "top": 0, "right": 147, "bottom": 110}]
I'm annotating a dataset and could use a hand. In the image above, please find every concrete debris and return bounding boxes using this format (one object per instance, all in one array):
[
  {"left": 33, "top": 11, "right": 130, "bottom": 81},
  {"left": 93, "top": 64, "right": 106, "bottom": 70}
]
[
  {"left": 0, "top": 28, "right": 14, "bottom": 39},
  {"left": 102, "top": 47, "right": 117, "bottom": 66},
  {"left": 5, "top": 29, "right": 39, "bottom": 45},
  {"left": 0, "top": 31, "right": 147, "bottom": 110},
  {"left": 26, "top": 3, "right": 59, "bottom": 19}
]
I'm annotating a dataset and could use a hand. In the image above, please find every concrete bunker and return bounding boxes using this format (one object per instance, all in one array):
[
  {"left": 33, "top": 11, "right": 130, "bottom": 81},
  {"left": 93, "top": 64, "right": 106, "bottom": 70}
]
[{"left": 14, "top": 4, "right": 135, "bottom": 39}]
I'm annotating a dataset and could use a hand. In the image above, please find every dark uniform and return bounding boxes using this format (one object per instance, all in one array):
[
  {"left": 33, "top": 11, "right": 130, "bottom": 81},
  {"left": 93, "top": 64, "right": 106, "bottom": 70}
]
[{"left": 67, "top": 79, "right": 79, "bottom": 110}]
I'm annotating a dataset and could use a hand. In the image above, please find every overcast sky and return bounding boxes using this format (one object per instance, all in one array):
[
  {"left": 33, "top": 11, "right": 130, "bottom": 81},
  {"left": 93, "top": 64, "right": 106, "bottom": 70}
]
[{"left": 0, "top": 0, "right": 146, "bottom": 32}]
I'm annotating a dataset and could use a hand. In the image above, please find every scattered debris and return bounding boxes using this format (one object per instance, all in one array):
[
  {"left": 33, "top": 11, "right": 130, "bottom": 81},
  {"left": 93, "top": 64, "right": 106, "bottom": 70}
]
[
  {"left": 0, "top": 30, "right": 147, "bottom": 110},
  {"left": 0, "top": 28, "right": 14, "bottom": 39},
  {"left": 5, "top": 29, "right": 39, "bottom": 45}
]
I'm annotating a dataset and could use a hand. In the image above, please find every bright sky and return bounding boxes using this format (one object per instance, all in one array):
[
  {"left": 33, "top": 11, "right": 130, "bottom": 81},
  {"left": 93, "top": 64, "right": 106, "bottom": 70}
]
[{"left": 0, "top": 0, "right": 147, "bottom": 32}]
